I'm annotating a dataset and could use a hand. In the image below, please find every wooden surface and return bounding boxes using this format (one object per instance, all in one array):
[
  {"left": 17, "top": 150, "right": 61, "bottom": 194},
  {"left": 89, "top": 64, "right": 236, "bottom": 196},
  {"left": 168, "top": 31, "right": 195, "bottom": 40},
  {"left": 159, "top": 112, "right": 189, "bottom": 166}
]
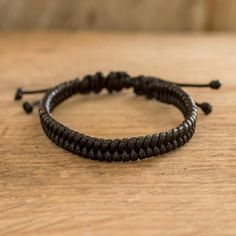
[
  {"left": 0, "top": 32, "right": 236, "bottom": 236},
  {"left": 1, "top": 0, "right": 236, "bottom": 31}
]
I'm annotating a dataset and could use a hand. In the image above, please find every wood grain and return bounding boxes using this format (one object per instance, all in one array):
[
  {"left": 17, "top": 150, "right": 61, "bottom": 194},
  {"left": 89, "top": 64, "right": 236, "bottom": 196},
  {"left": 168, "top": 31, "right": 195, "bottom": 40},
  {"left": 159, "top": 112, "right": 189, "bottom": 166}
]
[
  {"left": 1, "top": 0, "right": 236, "bottom": 31},
  {"left": 0, "top": 32, "right": 236, "bottom": 236},
  {"left": 0, "top": 0, "right": 206, "bottom": 30}
]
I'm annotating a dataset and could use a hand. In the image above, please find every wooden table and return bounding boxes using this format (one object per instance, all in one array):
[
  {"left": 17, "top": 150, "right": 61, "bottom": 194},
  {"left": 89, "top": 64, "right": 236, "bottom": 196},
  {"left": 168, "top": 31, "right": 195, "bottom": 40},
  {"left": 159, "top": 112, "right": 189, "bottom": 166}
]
[{"left": 0, "top": 32, "right": 236, "bottom": 236}]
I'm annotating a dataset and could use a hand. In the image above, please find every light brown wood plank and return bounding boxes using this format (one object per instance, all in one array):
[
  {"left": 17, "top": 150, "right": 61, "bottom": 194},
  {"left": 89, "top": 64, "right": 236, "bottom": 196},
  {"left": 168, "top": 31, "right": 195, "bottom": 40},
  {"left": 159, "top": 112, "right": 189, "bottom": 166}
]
[
  {"left": 0, "top": 0, "right": 207, "bottom": 30},
  {"left": 0, "top": 32, "right": 236, "bottom": 236}
]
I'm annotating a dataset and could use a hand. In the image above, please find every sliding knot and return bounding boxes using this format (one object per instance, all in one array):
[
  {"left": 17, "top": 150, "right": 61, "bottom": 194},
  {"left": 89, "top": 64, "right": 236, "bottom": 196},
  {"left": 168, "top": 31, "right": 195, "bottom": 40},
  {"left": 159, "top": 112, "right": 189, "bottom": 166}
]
[
  {"left": 133, "top": 75, "right": 146, "bottom": 95},
  {"left": 106, "top": 72, "right": 130, "bottom": 92}
]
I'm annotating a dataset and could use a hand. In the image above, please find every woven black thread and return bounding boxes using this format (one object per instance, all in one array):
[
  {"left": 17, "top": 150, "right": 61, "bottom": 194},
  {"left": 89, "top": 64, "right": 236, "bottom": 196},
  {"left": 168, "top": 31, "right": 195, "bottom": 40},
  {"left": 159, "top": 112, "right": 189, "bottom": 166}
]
[{"left": 37, "top": 72, "right": 198, "bottom": 162}]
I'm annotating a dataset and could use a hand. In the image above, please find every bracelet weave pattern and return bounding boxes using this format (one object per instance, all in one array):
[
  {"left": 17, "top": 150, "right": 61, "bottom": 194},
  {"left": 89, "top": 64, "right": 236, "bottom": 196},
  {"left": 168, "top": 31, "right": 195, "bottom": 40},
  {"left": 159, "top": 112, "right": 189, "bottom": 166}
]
[{"left": 38, "top": 72, "right": 198, "bottom": 162}]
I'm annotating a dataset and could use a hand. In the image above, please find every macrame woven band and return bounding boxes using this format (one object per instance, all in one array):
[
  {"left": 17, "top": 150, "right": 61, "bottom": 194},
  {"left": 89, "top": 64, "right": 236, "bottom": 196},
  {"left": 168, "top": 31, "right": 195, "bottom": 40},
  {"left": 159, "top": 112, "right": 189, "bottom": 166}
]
[{"left": 38, "top": 72, "right": 199, "bottom": 162}]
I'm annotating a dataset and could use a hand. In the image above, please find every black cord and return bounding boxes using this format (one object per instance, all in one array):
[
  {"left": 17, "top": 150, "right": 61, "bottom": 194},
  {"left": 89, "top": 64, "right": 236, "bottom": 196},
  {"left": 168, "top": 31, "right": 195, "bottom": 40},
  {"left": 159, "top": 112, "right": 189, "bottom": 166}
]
[{"left": 14, "top": 72, "right": 221, "bottom": 162}]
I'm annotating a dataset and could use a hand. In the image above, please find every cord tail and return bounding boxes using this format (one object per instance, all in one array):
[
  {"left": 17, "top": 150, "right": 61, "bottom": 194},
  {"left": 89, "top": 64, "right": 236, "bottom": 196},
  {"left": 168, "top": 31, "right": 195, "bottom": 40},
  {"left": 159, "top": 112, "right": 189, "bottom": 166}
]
[
  {"left": 176, "top": 80, "right": 221, "bottom": 89},
  {"left": 176, "top": 80, "right": 221, "bottom": 115},
  {"left": 15, "top": 87, "right": 50, "bottom": 100}
]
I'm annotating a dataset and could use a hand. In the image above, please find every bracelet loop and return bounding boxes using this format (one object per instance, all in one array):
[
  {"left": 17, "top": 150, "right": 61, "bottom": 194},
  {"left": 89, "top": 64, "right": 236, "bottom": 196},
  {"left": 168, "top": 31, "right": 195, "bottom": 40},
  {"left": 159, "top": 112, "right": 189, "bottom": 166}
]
[{"left": 15, "top": 72, "right": 221, "bottom": 162}]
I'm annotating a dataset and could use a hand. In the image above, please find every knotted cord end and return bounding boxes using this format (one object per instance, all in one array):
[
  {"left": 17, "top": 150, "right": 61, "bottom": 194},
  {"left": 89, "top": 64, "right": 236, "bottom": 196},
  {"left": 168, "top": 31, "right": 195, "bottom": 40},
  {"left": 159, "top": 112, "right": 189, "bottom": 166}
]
[
  {"left": 15, "top": 88, "right": 23, "bottom": 100},
  {"left": 196, "top": 102, "right": 212, "bottom": 115},
  {"left": 23, "top": 102, "right": 33, "bottom": 114},
  {"left": 209, "top": 80, "right": 221, "bottom": 89}
]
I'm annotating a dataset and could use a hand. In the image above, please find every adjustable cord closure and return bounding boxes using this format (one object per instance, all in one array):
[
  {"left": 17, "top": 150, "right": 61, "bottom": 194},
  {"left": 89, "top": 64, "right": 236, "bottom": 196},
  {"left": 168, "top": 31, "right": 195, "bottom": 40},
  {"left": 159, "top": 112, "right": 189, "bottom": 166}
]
[{"left": 14, "top": 72, "right": 221, "bottom": 162}]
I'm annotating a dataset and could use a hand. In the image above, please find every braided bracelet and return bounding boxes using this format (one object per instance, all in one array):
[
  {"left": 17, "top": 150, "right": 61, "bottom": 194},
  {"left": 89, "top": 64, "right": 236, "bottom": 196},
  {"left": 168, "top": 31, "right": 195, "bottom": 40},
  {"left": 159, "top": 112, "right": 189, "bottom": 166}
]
[{"left": 15, "top": 72, "right": 221, "bottom": 162}]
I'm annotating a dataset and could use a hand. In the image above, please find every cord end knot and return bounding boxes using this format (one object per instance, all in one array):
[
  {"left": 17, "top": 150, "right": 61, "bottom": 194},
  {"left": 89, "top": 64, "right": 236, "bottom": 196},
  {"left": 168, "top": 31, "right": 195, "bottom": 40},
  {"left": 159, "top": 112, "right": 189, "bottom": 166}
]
[
  {"left": 23, "top": 102, "right": 33, "bottom": 114},
  {"left": 15, "top": 88, "right": 23, "bottom": 100},
  {"left": 197, "top": 102, "right": 212, "bottom": 115},
  {"left": 209, "top": 80, "right": 221, "bottom": 89}
]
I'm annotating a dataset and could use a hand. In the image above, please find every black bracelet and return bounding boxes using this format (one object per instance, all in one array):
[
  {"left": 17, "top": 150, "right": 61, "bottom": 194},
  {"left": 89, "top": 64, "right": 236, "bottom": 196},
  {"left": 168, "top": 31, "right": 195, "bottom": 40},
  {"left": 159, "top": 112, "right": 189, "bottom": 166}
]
[{"left": 15, "top": 72, "right": 221, "bottom": 162}]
